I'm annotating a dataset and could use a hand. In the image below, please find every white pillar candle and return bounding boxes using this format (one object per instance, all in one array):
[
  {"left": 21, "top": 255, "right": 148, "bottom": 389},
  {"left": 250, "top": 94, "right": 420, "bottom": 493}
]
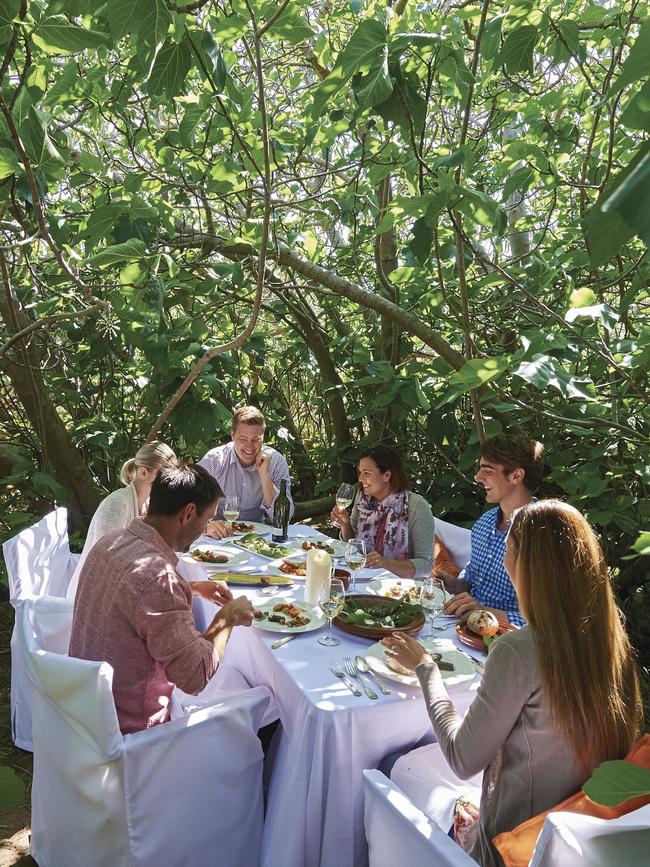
[{"left": 305, "top": 548, "right": 332, "bottom": 606}]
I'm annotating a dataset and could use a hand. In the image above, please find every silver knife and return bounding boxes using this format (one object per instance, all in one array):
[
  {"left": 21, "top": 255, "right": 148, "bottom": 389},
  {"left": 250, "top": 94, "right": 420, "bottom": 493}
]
[{"left": 271, "top": 635, "right": 295, "bottom": 649}]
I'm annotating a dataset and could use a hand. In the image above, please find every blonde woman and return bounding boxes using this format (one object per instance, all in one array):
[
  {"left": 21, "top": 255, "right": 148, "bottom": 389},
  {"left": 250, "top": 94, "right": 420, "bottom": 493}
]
[
  {"left": 383, "top": 499, "right": 641, "bottom": 867},
  {"left": 66, "top": 442, "right": 177, "bottom": 600}
]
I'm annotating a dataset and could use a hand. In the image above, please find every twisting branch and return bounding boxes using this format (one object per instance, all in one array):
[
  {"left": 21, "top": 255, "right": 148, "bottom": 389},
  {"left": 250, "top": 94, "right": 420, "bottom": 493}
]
[
  {"left": 146, "top": 0, "right": 273, "bottom": 440},
  {"left": 0, "top": 303, "right": 106, "bottom": 358}
]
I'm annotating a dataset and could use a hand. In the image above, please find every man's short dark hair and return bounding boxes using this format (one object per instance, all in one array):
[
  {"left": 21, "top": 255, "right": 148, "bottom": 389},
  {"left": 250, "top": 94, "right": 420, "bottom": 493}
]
[
  {"left": 480, "top": 434, "right": 544, "bottom": 493},
  {"left": 148, "top": 463, "right": 222, "bottom": 516}
]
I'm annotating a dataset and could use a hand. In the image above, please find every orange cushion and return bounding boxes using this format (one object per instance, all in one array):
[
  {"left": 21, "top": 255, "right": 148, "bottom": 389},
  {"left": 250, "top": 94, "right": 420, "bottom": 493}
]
[
  {"left": 433, "top": 536, "right": 461, "bottom": 578},
  {"left": 493, "top": 734, "right": 650, "bottom": 867}
]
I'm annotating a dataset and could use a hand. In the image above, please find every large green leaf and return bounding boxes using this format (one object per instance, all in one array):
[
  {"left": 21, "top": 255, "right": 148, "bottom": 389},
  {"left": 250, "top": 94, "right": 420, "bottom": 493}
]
[
  {"left": 32, "top": 15, "right": 109, "bottom": 54},
  {"left": 620, "top": 79, "right": 650, "bottom": 131},
  {"left": 582, "top": 760, "right": 650, "bottom": 806},
  {"left": 496, "top": 25, "right": 538, "bottom": 74},
  {"left": 311, "top": 18, "right": 388, "bottom": 118},
  {"left": 0, "top": 146, "right": 19, "bottom": 180},
  {"left": 608, "top": 19, "right": 650, "bottom": 99},
  {"left": 632, "top": 531, "right": 650, "bottom": 556},
  {"left": 602, "top": 148, "right": 650, "bottom": 248},
  {"left": 0, "top": 767, "right": 25, "bottom": 810},
  {"left": 512, "top": 354, "right": 597, "bottom": 401},
  {"left": 352, "top": 44, "right": 392, "bottom": 109},
  {"left": 147, "top": 34, "right": 193, "bottom": 99},
  {"left": 85, "top": 239, "right": 147, "bottom": 267},
  {"left": 17, "top": 106, "right": 64, "bottom": 171},
  {"left": 0, "top": 0, "right": 20, "bottom": 45}
]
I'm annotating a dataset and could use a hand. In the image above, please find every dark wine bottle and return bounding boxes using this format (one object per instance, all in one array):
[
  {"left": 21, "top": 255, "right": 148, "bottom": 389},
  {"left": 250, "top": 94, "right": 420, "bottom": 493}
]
[{"left": 271, "top": 479, "right": 289, "bottom": 543}]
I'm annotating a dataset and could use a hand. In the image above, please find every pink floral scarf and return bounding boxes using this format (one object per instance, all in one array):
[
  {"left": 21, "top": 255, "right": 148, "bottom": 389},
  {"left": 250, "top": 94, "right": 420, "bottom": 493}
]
[{"left": 356, "top": 491, "right": 409, "bottom": 559}]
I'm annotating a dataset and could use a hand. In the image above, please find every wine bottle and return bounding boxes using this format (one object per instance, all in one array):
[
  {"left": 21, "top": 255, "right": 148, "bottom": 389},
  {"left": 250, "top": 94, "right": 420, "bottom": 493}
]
[{"left": 271, "top": 479, "right": 289, "bottom": 543}]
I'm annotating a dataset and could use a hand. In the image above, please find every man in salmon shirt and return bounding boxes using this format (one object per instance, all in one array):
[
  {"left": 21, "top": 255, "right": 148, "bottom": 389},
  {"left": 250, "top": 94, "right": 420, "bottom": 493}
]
[{"left": 69, "top": 463, "right": 253, "bottom": 734}]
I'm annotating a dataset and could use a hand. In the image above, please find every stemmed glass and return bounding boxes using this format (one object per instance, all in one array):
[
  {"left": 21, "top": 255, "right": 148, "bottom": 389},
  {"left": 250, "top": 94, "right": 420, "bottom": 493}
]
[
  {"left": 345, "top": 539, "right": 366, "bottom": 591},
  {"left": 223, "top": 496, "right": 240, "bottom": 530},
  {"left": 318, "top": 578, "right": 346, "bottom": 647},
  {"left": 332, "top": 482, "right": 355, "bottom": 528},
  {"left": 420, "top": 577, "right": 447, "bottom": 637}
]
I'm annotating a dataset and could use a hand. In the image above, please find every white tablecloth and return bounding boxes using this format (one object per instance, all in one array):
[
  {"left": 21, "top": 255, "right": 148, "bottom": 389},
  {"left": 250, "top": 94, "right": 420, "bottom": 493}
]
[{"left": 179, "top": 525, "right": 481, "bottom": 867}]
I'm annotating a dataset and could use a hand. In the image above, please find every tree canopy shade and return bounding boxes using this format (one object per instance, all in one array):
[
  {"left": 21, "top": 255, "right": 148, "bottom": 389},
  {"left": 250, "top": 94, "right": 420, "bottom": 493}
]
[{"left": 0, "top": 0, "right": 648, "bottom": 632}]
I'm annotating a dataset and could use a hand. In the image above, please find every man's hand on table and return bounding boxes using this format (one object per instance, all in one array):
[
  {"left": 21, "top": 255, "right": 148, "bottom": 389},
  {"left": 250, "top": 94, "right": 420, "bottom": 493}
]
[
  {"left": 381, "top": 632, "right": 431, "bottom": 671},
  {"left": 206, "top": 519, "right": 233, "bottom": 540},
  {"left": 190, "top": 580, "right": 233, "bottom": 606},
  {"left": 204, "top": 596, "right": 254, "bottom": 641},
  {"left": 442, "top": 592, "right": 481, "bottom": 620}
]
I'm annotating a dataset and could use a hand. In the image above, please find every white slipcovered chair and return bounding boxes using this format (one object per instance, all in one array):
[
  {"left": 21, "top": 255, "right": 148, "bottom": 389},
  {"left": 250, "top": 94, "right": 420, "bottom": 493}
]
[
  {"left": 21, "top": 596, "right": 269, "bottom": 867},
  {"left": 3, "top": 507, "right": 79, "bottom": 749},
  {"left": 434, "top": 517, "right": 472, "bottom": 571},
  {"left": 529, "top": 805, "right": 650, "bottom": 867},
  {"left": 363, "top": 770, "right": 476, "bottom": 867}
]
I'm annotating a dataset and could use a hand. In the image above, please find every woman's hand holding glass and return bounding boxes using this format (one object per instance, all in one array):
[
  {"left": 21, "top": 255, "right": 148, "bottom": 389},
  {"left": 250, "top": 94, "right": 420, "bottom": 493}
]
[
  {"left": 318, "top": 578, "right": 346, "bottom": 647},
  {"left": 420, "top": 577, "right": 447, "bottom": 636}
]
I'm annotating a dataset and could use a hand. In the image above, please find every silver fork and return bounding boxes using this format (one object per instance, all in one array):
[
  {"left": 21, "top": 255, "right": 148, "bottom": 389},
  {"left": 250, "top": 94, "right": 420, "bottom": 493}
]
[
  {"left": 330, "top": 662, "right": 362, "bottom": 697},
  {"left": 343, "top": 657, "right": 378, "bottom": 700}
]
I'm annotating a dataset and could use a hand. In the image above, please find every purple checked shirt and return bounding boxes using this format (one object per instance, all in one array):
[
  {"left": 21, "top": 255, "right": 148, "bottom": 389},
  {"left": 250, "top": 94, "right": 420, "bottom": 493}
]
[{"left": 198, "top": 441, "right": 294, "bottom": 523}]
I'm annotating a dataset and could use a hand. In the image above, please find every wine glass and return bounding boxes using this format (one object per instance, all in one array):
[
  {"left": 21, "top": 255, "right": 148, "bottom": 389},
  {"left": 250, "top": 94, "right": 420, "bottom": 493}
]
[
  {"left": 223, "top": 496, "right": 240, "bottom": 530},
  {"left": 318, "top": 578, "right": 345, "bottom": 647},
  {"left": 420, "top": 577, "right": 447, "bottom": 637},
  {"left": 332, "top": 482, "right": 355, "bottom": 528},
  {"left": 345, "top": 539, "right": 366, "bottom": 591}
]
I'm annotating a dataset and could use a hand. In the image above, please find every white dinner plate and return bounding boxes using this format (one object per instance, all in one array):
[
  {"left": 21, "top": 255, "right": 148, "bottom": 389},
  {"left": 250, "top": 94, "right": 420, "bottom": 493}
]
[
  {"left": 366, "top": 578, "right": 454, "bottom": 608},
  {"left": 364, "top": 640, "right": 475, "bottom": 688},
  {"left": 226, "top": 521, "right": 271, "bottom": 537},
  {"left": 232, "top": 536, "right": 300, "bottom": 561},
  {"left": 287, "top": 535, "right": 348, "bottom": 558},
  {"left": 180, "top": 545, "right": 251, "bottom": 571},
  {"left": 252, "top": 598, "right": 326, "bottom": 634}
]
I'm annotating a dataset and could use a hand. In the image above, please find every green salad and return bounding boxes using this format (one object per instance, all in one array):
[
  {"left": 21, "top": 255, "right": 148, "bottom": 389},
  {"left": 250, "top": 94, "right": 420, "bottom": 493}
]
[
  {"left": 338, "top": 596, "right": 422, "bottom": 629},
  {"left": 236, "top": 533, "right": 297, "bottom": 559}
]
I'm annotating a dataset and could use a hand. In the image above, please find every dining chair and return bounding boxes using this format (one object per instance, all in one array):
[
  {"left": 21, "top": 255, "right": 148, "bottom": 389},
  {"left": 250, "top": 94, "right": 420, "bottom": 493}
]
[
  {"left": 21, "top": 596, "right": 269, "bottom": 867},
  {"left": 3, "top": 508, "right": 79, "bottom": 750},
  {"left": 434, "top": 517, "right": 472, "bottom": 572},
  {"left": 363, "top": 770, "right": 477, "bottom": 867}
]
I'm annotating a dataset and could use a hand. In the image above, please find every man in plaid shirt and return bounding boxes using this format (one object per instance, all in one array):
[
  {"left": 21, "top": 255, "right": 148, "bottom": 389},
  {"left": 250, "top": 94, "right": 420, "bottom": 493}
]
[{"left": 441, "top": 434, "right": 544, "bottom": 626}]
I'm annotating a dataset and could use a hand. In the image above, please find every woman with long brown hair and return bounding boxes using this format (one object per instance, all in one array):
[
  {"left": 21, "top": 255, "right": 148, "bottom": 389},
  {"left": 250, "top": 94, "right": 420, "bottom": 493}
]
[{"left": 383, "top": 499, "right": 641, "bottom": 867}]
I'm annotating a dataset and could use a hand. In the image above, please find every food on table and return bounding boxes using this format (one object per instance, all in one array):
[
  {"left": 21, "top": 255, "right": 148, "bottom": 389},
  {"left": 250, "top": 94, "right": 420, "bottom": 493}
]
[
  {"left": 190, "top": 549, "right": 229, "bottom": 564},
  {"left": 254, "top": 602, "right": 310, "bottom": 628},
  {"left": 466, "top": 609, "right": 500, "bottom": 637},
  {"left": 338, "top": 596, "right": 422, "bottom": 630},
  {"left": 236, "top": 533, "right": 295, "bottom": 559},
  {"left": 383, "top": 580, "right": 420, "bottom": 601},
  {"left": 279, "top": 559, "right": 307, "bottom": 576},
  {"left": 230, "top": 521, "right": 255, "bottom": 533},
  {"left": 301, "top": 540, "right": 335, "bottom": 555}
]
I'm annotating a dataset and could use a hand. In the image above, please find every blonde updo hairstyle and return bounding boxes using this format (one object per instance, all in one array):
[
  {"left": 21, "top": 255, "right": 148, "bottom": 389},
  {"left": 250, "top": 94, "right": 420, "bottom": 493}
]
[{"left": 119, "top": 441, "right": 177, "bottom": 485}]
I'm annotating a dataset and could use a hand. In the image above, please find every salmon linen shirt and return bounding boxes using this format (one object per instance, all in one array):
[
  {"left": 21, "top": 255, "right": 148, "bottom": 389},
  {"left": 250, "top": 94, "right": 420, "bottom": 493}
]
[{"left": 69, "top": 520, "right": 218, "bottom": 734}]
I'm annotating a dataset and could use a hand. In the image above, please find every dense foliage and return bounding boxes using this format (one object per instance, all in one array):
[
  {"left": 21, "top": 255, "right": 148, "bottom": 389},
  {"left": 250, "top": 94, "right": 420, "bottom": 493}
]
[{"left": 0, "top": 0, "right": 648, "bottom": 657}]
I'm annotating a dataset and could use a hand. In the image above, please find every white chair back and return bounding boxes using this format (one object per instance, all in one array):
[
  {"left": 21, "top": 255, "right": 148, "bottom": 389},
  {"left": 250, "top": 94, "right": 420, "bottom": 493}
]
[
  {"left": 434, "top": 517, "right": 471, "bottom": 570},
  {"left": 530, "top": 805, "right": 650, "bottom": 867},
  {"left": 21, "top": 596, "right": 269, "bottom": 867},
  {"left": 363, "top": 770, "right": 476, "bottom": 867},
  {"left": 5, "top": 510, "right": 78, "bottom": 750}
]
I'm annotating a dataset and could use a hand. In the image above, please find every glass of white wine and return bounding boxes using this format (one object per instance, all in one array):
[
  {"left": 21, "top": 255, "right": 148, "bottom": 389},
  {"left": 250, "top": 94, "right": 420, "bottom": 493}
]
[
  {"left": 223, "top": 496, "right": 240, "bottom": 530},
  {"left": 318, "top": 578, "right": 346, "bottom": 647},
  {"left": 345, "top": 539, "right": 366, "bottom": 591},
  {"left": 420, "top": 577, "right": 447, "bottom": 637},
  {"left": 335, "top": 483, "right": 355, "bottom": 510}
]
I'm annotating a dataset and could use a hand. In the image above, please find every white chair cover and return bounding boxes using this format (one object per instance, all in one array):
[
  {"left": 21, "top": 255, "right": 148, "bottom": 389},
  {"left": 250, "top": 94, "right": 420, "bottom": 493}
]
[
  {"left": 434, "top": 517, "right": 472, "bottom": 570},
  {"left": 22, "top": 597, "right": 269, "bottom": 867},
  {"left": 530, "top": 806, "right": 650, "bottom": 867},
  {"left": 4, "top": 508, "right": 78, "bottom": 750},
  {"left": 363, "top": 770, "right": 476, "bottom": 867}
]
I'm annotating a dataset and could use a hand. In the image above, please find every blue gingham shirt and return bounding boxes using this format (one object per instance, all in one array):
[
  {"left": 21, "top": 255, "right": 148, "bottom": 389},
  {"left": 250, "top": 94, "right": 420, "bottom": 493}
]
[
  {"left": 198, "top": 442, "right": 294, "bottom": 523},
  {"left": 462, "top": 507, "right": 525, "bottom": 627}
]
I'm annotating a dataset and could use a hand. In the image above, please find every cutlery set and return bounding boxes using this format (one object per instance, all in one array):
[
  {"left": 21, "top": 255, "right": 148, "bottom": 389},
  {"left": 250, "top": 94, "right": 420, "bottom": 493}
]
[{"left": 330, "top": 656, "right": 391, "bottom": 698}]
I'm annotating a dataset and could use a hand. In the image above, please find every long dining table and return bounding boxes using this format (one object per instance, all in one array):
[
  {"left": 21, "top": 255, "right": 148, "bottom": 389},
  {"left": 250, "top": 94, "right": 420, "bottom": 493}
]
[{"left": 178, "top": 524, "right": 482, "bottom": 867}]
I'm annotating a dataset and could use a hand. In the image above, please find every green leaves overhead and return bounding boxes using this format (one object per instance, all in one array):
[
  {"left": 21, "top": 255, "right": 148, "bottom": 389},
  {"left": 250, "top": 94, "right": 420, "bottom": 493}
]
[
  {"left": 32, "top": 15, "right": 109, "bottom": 54},
  {"left": 148, "top": 34, "right": 194, "bottom": 99},
  {"left": 0, "top": 0, "right": 20, "bottom": 45},
  {"left": 512, "top": 355, "right": 596, "bottom": 401},
  {"left": 311, "top": 19, "right": 390, "bottom": 117},
  {"left": 85, "top": 239, "right": 147, "bottom": 267},
  {"left": 608, "top": 19, "right": 650, "bottom": 99},
  {"left": 496, "top": 25, "right": 539, "bottom": 74},
  {"left": 109, "top": 0, "right": 171, "bottom": 70}
]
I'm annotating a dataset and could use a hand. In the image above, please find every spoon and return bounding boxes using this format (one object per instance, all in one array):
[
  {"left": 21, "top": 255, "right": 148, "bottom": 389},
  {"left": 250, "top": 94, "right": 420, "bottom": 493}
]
[{"left": 355, "top": 655, "right": 391, "bottom": 695}]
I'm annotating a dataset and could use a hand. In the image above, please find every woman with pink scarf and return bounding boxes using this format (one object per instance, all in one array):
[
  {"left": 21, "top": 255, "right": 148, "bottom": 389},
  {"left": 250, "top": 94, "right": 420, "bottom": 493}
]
[{"left": 330, "top": 444, "right": 435, "bottom": 579}]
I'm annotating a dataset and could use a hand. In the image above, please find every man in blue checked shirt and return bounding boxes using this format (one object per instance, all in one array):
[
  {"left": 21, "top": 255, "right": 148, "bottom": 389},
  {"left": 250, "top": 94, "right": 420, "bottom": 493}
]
[{"left": 441, "top": 434, "right": 544, "bottom": 627}]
